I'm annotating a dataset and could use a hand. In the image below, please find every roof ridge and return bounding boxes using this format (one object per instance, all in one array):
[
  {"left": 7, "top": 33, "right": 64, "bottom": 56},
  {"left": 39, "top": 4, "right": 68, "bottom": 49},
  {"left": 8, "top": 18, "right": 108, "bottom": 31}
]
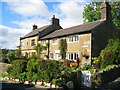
[{"left": 55, "top": 19, "right": 106, "bottom": 32}]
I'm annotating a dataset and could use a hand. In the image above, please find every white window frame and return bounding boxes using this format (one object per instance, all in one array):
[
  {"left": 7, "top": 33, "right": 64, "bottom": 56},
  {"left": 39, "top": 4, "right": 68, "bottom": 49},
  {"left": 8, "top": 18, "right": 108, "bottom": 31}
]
[
  {"left": 68, "top": 35, "right": 79, "bottom": 43},
  {"left": 26, "top": 40, "right": 29, "bottom": 46},
  {"left": 68, "top": 52, "right": 79, "bottom": 60},
  {"left": 41, "top": 41, "right": 46, "bottom": 46},
  {"left": 52, "top": 39, "right": 58, "bottom": 45},
  {"left": 21, "top": 41, "right": 24, "bottom": 47}
]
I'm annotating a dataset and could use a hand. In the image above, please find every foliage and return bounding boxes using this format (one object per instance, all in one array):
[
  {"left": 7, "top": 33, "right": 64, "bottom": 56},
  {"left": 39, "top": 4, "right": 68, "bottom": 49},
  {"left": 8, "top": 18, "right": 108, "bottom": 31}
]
[
  {"left": 100, "top": 39, "right": 120, "bottom": 69},
  {"left": 15, "top": 56, "right": 27, "bottom": 60},
  {"left": 26, "top": 59, "right": 38, "bottom": 81},
  {"left": 26, "top": 59, "right": 63, "bottom": 83},
  {"left": 91, "top": 64, "right": 120, "bottom": 88},
  {"left": 28, "top": 54, "right": 38, "bottom": 60},
  {"left": 60, "top": 66, "right": 75, "bottom": 83},
  {"left": 33, "top": 43, "right": 47, "bottom": 58},
  {"left": 7, "top": 50, "right": 16, "bottom": 63},
  {"left": 59, "top": 39, "right": 67, "bottom": 60},
  {"left": 80, "top": 64, "right": 92, "bottom": 71},
  {"left": 52, "top": 78, "right": 65, "bottom": 86},
  {"left": 0, "top": 74, "right": 11, "bottom": 77},
  {"left": 7, "top": 58, "right": 76, "bottom": 85},
  {"left": 7, "top": 60, "right": 27, "bottom": 78},
  {"left": 36, "top": 60, "right": 63, "bottom": 83},
  {"left": 19, "top": 72, "right": 27, "bottom": 82},
  {"left": 1, "top": 49, "right": 9, "bottom": 57},
  {"left": 83, "top": 2, "right": 120, "bottom": 29},
  {"left": 15, "top": 48, "right": 21, "bottom": 57},
  {"left": 2, "top": 58, "right": 9, "bottom": 63}
]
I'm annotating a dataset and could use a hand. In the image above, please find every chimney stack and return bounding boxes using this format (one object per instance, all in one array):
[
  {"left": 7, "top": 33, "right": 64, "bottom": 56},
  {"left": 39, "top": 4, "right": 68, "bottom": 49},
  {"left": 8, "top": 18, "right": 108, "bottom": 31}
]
[
  {"left": 33, "top": 24, "right": 37, "bottom": 30},
  {"left": 51, "top": 15, "right": 60, "bottom": 25},
  {"left": 101, "top": 0, "right": 112, "bottom": 20}
]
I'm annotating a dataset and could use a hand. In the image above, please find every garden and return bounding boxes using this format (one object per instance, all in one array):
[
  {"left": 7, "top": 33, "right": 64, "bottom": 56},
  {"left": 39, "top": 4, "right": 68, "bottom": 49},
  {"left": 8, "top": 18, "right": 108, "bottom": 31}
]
[{"left": 1, "top": 38, "right": 120, "bottom": 88}]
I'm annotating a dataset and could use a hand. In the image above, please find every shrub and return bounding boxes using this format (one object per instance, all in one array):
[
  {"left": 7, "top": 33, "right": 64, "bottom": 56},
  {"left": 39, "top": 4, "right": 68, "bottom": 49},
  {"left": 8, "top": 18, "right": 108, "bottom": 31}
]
[
  {"left": 2, "top": 58, "right": 9, "bottom": 63},
  {"left": 91, "top": 64, "right": 120, "bottom": 87},
  {"left": 36, "top": 60, "right": 63, "bottom": 83},
  {"left": 52, "top": 78, "right": 65, "bottom": 86},
  {"left": 19, "top": 72, "right": 27, "bottom": 82},
  {"left": 7, "top": 51, "right": 15, "bottom": 63},
  {"left": 7, "top": 60, "right": 27, "bottom": 78},
  {"left": 15, "top": 56, "right": 27, "bottom": 60},
  {"left": 28, "top": 55, "right": 38, "bottom": 60},
  {"left": 100, "top": 39, "right": 120, "bottom": 69}
]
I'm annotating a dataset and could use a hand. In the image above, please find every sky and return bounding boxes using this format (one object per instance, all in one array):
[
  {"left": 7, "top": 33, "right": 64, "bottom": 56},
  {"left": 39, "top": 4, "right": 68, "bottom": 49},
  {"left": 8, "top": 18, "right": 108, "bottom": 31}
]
[{"left": 1, "top": 0, "right": 117, "bottom": 49}]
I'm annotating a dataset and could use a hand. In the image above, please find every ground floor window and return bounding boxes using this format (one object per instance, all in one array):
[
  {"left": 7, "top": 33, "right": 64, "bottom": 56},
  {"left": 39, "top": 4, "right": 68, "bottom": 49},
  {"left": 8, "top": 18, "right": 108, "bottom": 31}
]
[
  {"left": 50, "top": 53, "right": 54, "bottom": 59},
  {"left": 55, "top": 53, "right": 60, "bottom": 60},
  {"left": 68, "top": 52, "right": 78, "bottom": 60}
]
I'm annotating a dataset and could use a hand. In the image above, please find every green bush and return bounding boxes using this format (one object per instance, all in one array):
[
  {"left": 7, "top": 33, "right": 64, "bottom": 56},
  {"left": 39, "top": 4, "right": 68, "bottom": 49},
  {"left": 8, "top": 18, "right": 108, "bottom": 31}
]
[
  {"left": 26, "top": 59, "right": 38, "bottom": 81},
  {"left": 28, "top": 55, "right": 38, "bottom": 60},
  {"left": 19, "top": 72, "right": 27, "bottom": 82},
  {"left": 52, "top": 78, "right": 65, "bottom": 86},
  {"left": 91, "top": 64, "right": 120, "bottom": 88},
  {"left": 100, "top": 39, "right": 120, "bottom": 69},
  {"left": 15, "top": 56, "right": 27, "bottom": 60},
  {"left": 2, "top": 58, "right": 9, "bottom": 63},
  {"left": 7, "top": 52, "right": 15, "bottom": 63},
  {"left": 7, "top": 60, "right": 27, "bottom": 78},
  {"left": 36, "top": 60, "right": 63, "bottom": 83},
  {"left": 26, "top": 59, "right": 63, "bottom": 83}
]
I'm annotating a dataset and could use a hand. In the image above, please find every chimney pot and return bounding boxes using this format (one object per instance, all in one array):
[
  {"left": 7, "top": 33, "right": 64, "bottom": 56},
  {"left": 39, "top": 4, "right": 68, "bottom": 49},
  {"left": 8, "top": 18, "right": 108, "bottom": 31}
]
[
  {"left": 51, "top": 15, "right": 59, "bottom": 25},
  {"left": 33, "top": 24, "right": 37, "bottom": 30}
]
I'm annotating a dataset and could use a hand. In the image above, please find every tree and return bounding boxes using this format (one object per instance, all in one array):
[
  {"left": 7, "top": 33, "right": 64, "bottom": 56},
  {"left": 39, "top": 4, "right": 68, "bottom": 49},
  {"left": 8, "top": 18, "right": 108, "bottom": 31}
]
[
  {"left": 59, "top": 39, "right": 67, "bottom": 60},
  {"left": 15, "top": 48, "right": 21, "bottom": 57},
  {"left": 1, "top": 49, "right": 9, "bottom": 57},
  {"left": 7, "top": 50, "right": 15, "bottom": 62},
  {"left": 33, "top": 43, "right": 47, "bottom": 58},
  {"left": 83, "top": 2, "right": 120, "bottom": 29}
]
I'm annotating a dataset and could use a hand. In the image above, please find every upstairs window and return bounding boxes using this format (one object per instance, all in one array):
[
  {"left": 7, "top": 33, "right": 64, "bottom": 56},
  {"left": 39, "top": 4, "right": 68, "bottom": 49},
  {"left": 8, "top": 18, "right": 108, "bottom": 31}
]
[
  {"left": 68, "top": 35, "right": 79, "bottom": 42},
  {"left": 21, "top": 41, "right": 24, "bottom": 47},
  {"left": 31, "top": 39, "right": 35, "bottom": 46},
  {"left": 26, "top": 40, "right": 29, "bottom": 46},
  {"left": 41, "top": 41, "right": 46, "bottom": 46},
  {"left": 52, "top": 39, "right": 58, "bottom": 45}
]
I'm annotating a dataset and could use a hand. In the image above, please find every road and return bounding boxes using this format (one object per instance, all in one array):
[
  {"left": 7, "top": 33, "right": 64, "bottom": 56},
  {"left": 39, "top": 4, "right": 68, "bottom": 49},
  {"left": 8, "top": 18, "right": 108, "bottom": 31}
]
[{"left": 0, "top": 81, "right": 49, "bottom": 90}]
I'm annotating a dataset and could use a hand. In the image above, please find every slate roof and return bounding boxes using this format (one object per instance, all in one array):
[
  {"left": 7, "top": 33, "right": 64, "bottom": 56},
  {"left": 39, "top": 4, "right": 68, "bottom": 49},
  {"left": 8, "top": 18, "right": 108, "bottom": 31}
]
[
  {"left": 40, "top": 19, "right": 106, "bottom": 40},
  {"left": 21, "top": 25, "right": 50, "bottom": 39}
]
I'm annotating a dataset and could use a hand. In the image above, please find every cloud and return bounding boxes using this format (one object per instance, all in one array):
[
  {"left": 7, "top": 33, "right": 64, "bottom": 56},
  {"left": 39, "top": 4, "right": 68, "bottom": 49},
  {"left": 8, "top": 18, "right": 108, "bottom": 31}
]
[
  {"left": 1, "top": 1, "right": 85, "bottom": 49},
  {"left": 6, "top": 0, "right": 51, "bottom": 17},
  {"left": 0, "top": 25, "right": 31, "bottom": 49},
  {"left": 53, "top": 2, "right": 84, "bottom": 28},
  {"left": 10, "top": 1, "right": 84, "bottom": 29},
  {"left": 12, "top": 17, "right": 50, "bottom": 29}
]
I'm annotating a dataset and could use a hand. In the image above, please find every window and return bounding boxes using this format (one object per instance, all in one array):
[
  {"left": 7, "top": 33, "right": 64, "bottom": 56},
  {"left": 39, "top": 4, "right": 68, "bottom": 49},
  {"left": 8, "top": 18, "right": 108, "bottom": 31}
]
[
  {"left": 21, "top": 41, "right": 24, "bottom": 46},
  {"left": 41, "top": 41, "right": 46, "bottom": 46},
  {"left": 68, "top": 35, "right": 79, "bottom": 42},
  {"left": 50, "top": 53, "right": 54, "bottom": 59},
  {"left": 68, "top": 52, "right": 78, "bottom": 60},
  {"left": 52, "top": 39, "right": 58, "bottom": 45},
  {"left": 26, "top": 40, "right": 29, "bottom": 46},
  {"left": 31, "top": 39, "right": 35, "bottom": 46}
]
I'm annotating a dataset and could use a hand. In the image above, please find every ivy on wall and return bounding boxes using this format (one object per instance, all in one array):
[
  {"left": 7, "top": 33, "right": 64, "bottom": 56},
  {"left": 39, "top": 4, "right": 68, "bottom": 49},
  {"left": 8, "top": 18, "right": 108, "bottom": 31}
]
[{"left": 59, "top": 39, "right": 67, "bottom": 60}]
